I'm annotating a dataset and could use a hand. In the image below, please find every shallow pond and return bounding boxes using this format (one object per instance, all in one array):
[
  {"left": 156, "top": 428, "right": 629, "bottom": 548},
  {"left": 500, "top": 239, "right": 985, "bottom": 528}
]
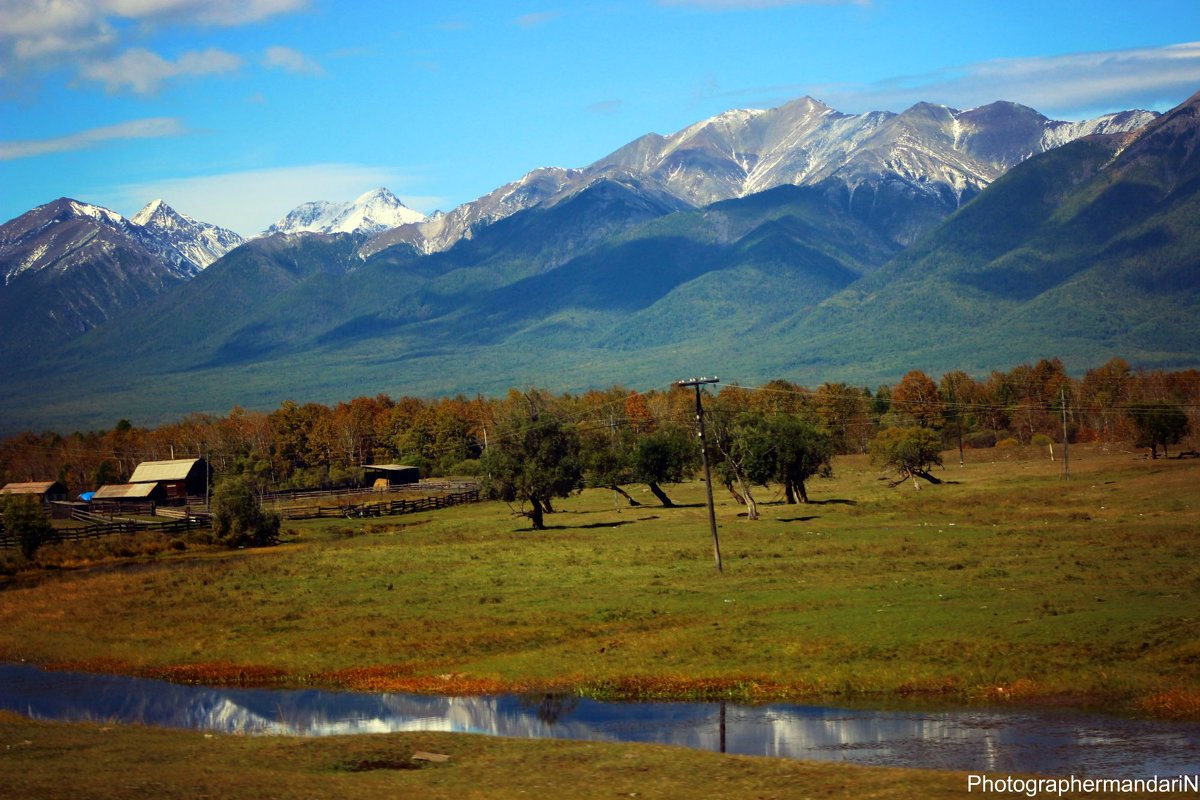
[{"left": 2, "top": 663, "right": 1198, "bottom": 777}]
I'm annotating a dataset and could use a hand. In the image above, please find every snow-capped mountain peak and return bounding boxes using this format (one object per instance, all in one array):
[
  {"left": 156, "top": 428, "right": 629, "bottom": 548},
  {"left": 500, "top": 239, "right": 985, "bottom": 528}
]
[
  {"left": 131, "top": 198, "right": 183, "bottom": 227},
  {"left": 66, "top": 199, "right": 127, "bottom": 227},
  {"left": 130, "top": 198, "right": 244, "bottom": 273},
  {"left": 265, "top": 187, "right": 427, "bottom": 236}
]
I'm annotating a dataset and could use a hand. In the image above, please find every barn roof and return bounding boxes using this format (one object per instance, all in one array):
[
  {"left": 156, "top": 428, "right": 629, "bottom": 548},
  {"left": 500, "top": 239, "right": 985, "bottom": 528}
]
[
  {"left": 129, "top": 459, "right": 203, "bottom": 483},
  {"left": 93, "top": 483, "right": 159, "bottom": 499},
  {"left": 1, "top": 481, "right": 66, "bottom": 495},
  {"left": 363, "top": 464, "right": 419, "bottom": 471}
]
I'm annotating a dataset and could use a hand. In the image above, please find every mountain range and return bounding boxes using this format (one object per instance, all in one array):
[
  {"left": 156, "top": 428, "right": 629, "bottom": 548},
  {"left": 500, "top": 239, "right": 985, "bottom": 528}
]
[{"left": 0, "top": 91, "right": 1195, "bottom": 431}]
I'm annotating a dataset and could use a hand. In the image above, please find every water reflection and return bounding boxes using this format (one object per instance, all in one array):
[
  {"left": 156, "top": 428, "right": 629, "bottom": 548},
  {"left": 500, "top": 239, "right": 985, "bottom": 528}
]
[{"left": 2, "top": 663, "right": 1198, "bottom": 776}]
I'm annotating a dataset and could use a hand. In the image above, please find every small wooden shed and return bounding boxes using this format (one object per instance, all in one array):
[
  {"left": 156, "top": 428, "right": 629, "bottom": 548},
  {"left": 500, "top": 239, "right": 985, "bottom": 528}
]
[
  {"left": 0, "top": 481, "right": 69, "bottom": 504},
  {"left": 363, "top": 464, "right": 421, "bottom": 488},
  {"left": 128, "top": 458, "right": 211, "bottom": 501}
]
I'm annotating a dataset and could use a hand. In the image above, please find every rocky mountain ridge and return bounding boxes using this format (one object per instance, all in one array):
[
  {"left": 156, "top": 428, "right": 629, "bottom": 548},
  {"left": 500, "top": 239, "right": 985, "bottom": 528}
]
[{"left": 366, "top": 97, "right": 1157, "bottom": 255}]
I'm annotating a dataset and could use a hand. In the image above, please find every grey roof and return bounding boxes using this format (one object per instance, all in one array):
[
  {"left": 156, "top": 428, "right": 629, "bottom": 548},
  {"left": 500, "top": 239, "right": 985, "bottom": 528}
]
[
  {"left": 363, "top": 464, "right": 420, "bottom": 471},
  {"left": 128, "top": 459, "right": 203, "bottom": 483}
]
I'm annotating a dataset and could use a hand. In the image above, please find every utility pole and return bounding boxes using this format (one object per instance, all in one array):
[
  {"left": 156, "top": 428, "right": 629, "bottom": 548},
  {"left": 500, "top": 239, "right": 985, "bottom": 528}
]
[
  {"left": 677, "top": 376, "right": 722, "bottom": 573},
  {"left": 1061, "top": 387, "right": 1071, "bottom": 480},
  {"left": 952, "top": 385, "right": 964, "bottom": 468}
]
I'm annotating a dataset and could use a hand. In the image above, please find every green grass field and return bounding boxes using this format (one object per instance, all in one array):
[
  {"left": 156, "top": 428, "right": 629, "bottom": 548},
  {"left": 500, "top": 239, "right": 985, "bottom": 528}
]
[
  {"left": 2, "top": 444, "right": 1197, "bottom": 714},
  {"left": 0, "top": 710, "right": 1054, "bottom": 800},
  {"left": 1, "top": 444, "right": 1197, "bottom": 797}
]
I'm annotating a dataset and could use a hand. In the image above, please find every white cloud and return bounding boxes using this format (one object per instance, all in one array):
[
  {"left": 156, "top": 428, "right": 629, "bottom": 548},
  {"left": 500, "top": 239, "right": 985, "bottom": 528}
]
[
  {"left": 263, "top": 45, "right": 324, "bottom": 76},
  {"left": 0, "top": 116, "right": 187, "bottom": 159},
  {"left": 794, "top": 42, "right": 1200, "bottom": 118},
  {"left": 100, "top": 164, "right": 445, "bottom": 236},
  {"left": 79, "top": 46, "right": 242, "bottom": 94},
  {"left": 0, "top": 0, "right": 114, "bottom": 65},
  {"left": 0, "top": 0, "right": 307, "bottom": 93},
  {"left": 101, "top": 0, "right": 310, "bottom": 27}
]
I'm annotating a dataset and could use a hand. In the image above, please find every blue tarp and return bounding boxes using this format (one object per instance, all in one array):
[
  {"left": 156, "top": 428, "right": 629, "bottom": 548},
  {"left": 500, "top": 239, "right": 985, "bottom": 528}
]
[{"left": 78, "top": 491, "right": 95, "bottom": 502}]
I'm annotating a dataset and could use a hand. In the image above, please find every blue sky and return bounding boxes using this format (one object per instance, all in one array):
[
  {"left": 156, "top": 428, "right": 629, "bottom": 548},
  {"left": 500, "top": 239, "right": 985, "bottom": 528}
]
[{"left": 2, "top": 0, "right": 1199, "bottom": 236}]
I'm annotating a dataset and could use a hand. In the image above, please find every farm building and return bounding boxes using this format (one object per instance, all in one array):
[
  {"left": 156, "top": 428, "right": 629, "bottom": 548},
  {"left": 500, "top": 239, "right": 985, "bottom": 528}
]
[
  {"left": 1, "top": 481, "right": 68, "bottom": 504},
  {"left": 363, "top": 464, "right": 421, "bottom": 488},
  {"left": 128, "top": 458, "right": 211, "bottom": 502},
  {"left": 92, "top": 483, "right": 166, "bottom": 503}
]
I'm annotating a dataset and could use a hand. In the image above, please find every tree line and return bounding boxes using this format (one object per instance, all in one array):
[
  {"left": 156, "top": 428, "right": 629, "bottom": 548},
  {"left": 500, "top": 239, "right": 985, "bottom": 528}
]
[{"left": 1, "top": 358, "right": 1196, "bottom": 512}]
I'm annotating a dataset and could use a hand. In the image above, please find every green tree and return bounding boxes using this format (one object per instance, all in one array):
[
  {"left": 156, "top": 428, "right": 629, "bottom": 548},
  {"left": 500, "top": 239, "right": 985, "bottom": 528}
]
[
  {"left": 210, "top": 477, "right": 280, "bottom": 548},
  {"left": 631, "top": 427, "right": 700, "bottom": 508},
  {"left": 479, "top": 391, "right": 583, "bottom": 530},
  {"left": 580, "top": 426, "right": 640, "bottom": 507},
  {"left": 709, "top": 410, "right": 774, "bottom": 520},
  {"left": 1131, "top": 402, "right": 1191, "bottom": 458},
  {"left": 767, "top": 415, "right": 835, "bottom": 503},
  {"left": 870, "top": 426, "right": 944, "bottom": 490},
  {"left": 1, "top": 494, "right": 54, "bottom": 559}
]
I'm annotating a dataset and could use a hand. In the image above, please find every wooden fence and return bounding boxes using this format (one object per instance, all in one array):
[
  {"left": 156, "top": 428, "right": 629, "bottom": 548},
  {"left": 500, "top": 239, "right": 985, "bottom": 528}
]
[
  {"left": 0, "top": 512, "right": 210, "bottom": 550},
  {"left": 277, "top": 489, "right": 479, "bottom": 521},
  {"left": 0, "top": 484, "right": 478, "bottom": 548},
  {"left": 255, "top": 480, "right": 478, "bottom": 505}
]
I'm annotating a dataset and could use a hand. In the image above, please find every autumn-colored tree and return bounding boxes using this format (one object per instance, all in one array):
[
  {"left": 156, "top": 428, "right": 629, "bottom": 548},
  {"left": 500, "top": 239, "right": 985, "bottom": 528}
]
[
  {"left": 749, "top": 379, "right": 813, "bottom": 417},
  {"left": 624, "top": 390, "right": 656, "bottom": 433},
  {"left": 890, "top": 370, "right": 943, "bottom": 429},
  {"left": 814, "top": 383, "right": 873, "bottom": 454},
  {"left": 1080, "top": 358, "right": 1133, "bottom": 441}
]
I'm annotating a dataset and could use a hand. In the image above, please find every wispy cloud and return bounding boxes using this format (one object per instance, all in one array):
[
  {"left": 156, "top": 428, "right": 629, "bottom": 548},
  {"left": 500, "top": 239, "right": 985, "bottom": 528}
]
[
  {"left": 79, "top": 47, "right": 242, "bottom": 94},
  {"left": 0, "top": 117, "right": 188, "bottom": 160},
  {"left": 100, "top": 163, "right": 445, "bottom": 236},
  {"left": 719, "top": 42, "right": 1200, "bottom": 118},
  {"left": 262, "top": 45, "right": 325, "bottom": 76},
  {"left": 514, "top": 11, "right": 562, "bottom": 28},
  {"left": 0, "top": 0, "right": 308, "bottom": 93},
  {"left": 102, "top": 0, "right": 311, "bottom": 27},
  {"left": 586, "top": 99, "right": 624, "bottom": 116}
]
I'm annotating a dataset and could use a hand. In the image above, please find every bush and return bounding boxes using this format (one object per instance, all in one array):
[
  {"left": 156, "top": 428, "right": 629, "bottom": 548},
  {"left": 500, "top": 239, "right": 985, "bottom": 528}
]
[
  {"left": 996, "top": 437, "right": 1020, "bottom": 448},
  {"left": 2, "top": 495, "right": 54, "bottom": 560},
  {"left": 445, "top": 458, "right": 482, "bottom": 477},
  {"left": 210, "top": 477, "right": 280, "bottom": 548},
  {"left": 1031, "top": 434, "right": 1054, "bottom": 448},
  {"left": 965, "top": 431, "right": 997, "bottom": 449},
  {"left": 35, "top": 531, "right": 185, "bottom": 566}
]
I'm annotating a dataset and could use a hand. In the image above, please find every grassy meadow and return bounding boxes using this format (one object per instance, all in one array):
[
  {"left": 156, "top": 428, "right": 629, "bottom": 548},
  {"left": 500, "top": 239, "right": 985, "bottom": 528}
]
[
  {"left": 2, "top": 443, "right": 1197, "bottom": 714},
  {"left": 1, "top": 443, "right": 1198, "bottom": 798},
  {"left": 0, "top": 710, "right": 1093, "bottom": 800}
]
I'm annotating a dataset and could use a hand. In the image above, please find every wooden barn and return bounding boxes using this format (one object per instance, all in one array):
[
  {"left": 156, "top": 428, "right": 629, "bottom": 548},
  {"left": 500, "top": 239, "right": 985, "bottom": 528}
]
[
  {"left": 128, "top": 458, "right": 211, "bottom": 502},
  {"left": 363, "top": 464, "right": 421, "bottom": 488},
  {"left": 1, "top": 481, "right": 68, "bottom": 504},
  {"left": 92, "top": 482, "right": 166, "bottom": 509}
]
